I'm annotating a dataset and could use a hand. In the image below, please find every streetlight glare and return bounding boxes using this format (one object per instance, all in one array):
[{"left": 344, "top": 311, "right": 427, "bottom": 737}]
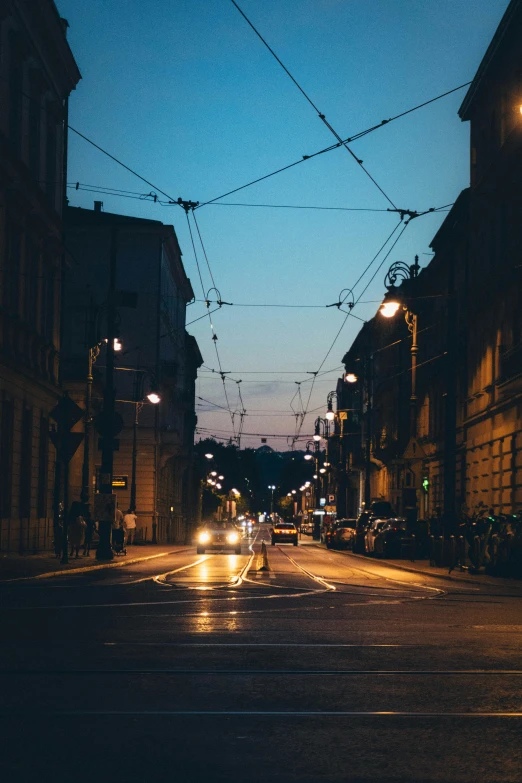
[
  {"left": 113, "top": 338, "right": 122, "bottom": 352},
  {"left": 211, "top": 471, "right": 217, "bottom": 476},
  {"left": 345, "top": 372, "right": 358, "bottom": 383},
  {"left": 325, "top": 410, "right": 335, "bottom": 421},
  {"left": 304, "top": 453, "right": 313, "bottom": 460},
  {"left": 313, "top": 434, "right": 321, "bottom": 441},
  {"left": 380, "top": 300, "right": 401, "bottom": 318},
  {"left": 204, "top": 453, "right": 213, "bottom": 459},
  {"left": 146, "top": 392, "right": 161, "bottom": 404}
]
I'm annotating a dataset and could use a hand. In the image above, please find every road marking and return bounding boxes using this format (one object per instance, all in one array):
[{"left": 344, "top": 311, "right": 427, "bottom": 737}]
[
  {"left": 4, "top": 709, "right": 521, "bottom": 717},
  {"left": 0, "top": 550, "right": 187, "bottom": 583},
  {"left": 101, "top": 642, "right": 416, "bottom": 647},
  {"left": 5, "top": 669, "right": 522, "bottom": 676}
]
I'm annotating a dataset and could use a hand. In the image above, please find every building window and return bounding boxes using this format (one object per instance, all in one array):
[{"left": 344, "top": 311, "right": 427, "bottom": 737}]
[
  {"left": 4, "top": 221, "right": 22, "bottom": 315},
  {"left": 28, "top": 82, "right": 41, "bottom": 177},
  {"left": 41, "top": 264, "right": 55, "bottom": 344},
  {"left": 37, "top": 414, "right": 49, "bottom": 518},
  {"left": 45, "top": 108, "right": 58, "bottom": 202},
  {"left": 0, "top": 398, "right": 14, "bottom": 518},
  {"left": 24, "top": 239, "right": 40, "bottom": 328},
  {"left": 8, "top": 32, "right": 23, "bottom": 150},
  {"left": 19, "top": 406, "right": 33, "bottom": 518}
]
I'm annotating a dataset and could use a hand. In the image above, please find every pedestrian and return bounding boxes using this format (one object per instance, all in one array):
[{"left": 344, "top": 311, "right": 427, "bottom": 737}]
[
  {"left": 123, "top": 509, "right": 137, "bottom": 545},
  {"left": 112, "top": 503, "right": 124, "bottom": 545},
  {"left": 83, "top": 507, "right": 96, "bottom": 557},
  {"left": 68, "top": 501, "right": 86, "bottom": 559}
]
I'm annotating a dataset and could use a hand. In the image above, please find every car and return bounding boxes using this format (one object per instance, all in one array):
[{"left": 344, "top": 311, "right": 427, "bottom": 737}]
[
  {"left": 239, "top": 519, "right": 254, "bottom": 538},
  {"left": 330, "top": 519, "right": 357, "bottom": 550},
  {"left": 196, "top": 521, "right": 242, "bottom": 554},
  {"left": 353, "top": 503, "right": 395, "bottom": 553},
  {"left": 374, "top": 518, "right": 414, "bottom": 558},
  {"left": 271, "top": 522, "right": 298, "bottom": 546},
  {"left": 364, "top": 518, "right": 389, "bottom": 554}
]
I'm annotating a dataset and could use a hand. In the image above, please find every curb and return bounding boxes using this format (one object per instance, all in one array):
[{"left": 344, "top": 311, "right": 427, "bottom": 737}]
[
  {"left": 0, "top": 548, "right": 187, "bottom": 583},
  {"left": 345, "top": 550, "right": 512, "bottom": 587}
]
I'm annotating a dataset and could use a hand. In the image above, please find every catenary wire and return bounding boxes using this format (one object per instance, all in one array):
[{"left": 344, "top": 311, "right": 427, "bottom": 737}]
[{"left": 229, "top": 0, "right": 397, "bottom": 208}]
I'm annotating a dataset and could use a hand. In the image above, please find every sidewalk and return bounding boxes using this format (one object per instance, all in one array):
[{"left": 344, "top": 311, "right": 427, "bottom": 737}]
[
  {"left": 298, "top": 535, "right": 521, "bottom": 587},
  {"left": 0, "top": 544, "right": 187, "bottom": 583}
]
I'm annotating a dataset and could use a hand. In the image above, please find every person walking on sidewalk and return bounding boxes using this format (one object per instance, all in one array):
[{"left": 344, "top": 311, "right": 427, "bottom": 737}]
[
  {"left": 83, "top": 509, "right": 97, "bottom": 557},
  {"left": 123, "top": 509, "right": 137, "bottom": 545},
  {"left": 112, "top": 503, "right": 124, "bottom": 546},
  {"left": 68, "top": 502, "right": 86, "bottom": 559}
]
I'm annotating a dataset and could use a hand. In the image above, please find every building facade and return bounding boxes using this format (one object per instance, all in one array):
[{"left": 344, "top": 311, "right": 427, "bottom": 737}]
[
  {"left": 0, "top": 1, "right": 80, "bottom": 552},
  {"left": 339, "top": 0, "right": 522, "bottom": 525},
  {"left": 63, "top": 204, "right": 202, "bottom": 544}
]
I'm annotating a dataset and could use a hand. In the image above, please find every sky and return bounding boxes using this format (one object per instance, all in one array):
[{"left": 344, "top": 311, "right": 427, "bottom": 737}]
[{"left": 58, "top": 0, "right": 508, "bottom": 450}]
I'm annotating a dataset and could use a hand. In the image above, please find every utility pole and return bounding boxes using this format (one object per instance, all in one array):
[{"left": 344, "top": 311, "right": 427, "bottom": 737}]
[
  {"left": 96, "top": 227, "right": 118, "bottom": 560},
  {"left": 364, "top": 354, "right": 373, "bottom": 509}
]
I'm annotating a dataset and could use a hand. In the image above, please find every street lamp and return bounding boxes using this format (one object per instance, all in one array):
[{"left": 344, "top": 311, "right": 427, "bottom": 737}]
[
  {"left": 380, "top": 258, "right": 420, "bottom": 438},
  {"left": 129, "top": 370, "right": 161, "bottom": 513},
  {"left": 379, "top": 257, "right": 421, "bottom": 525},
  {"left": 268, "top": 484, "right": 276, "bottom": 516},
  {"left": 204, "top": 453, "right": 213, "bottom": 460}
]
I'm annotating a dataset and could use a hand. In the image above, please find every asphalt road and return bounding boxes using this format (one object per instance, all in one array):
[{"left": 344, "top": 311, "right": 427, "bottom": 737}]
[{"left": 1, "top": 524, "right": 522, "bottom": 783}]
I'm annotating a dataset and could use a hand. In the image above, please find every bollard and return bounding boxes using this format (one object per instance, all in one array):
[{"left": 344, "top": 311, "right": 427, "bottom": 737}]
[
  {"left": 410, "top": 534, "right": 416, "bottom": 562},
  {"left": 256, "top": 541, "right": 270, "bottom": 571},
  {"left": 448, "top": 536, "right": 456, "bottom": 573},
  {"left": 457, "top": 536, "right": 467, "bottom": 571},
  {"left": 429, "top": 535, "right": 435, "bottom": 567}
]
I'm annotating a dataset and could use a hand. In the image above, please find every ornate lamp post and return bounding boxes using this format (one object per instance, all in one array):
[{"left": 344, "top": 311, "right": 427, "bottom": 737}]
[
  {"left": 379, "top": 256, "right": 421, "bottom": 524},
  {"left": 129, "top": 370, "right": 161, "bottom": 513},
  {"left": 380, "top": 257, "right": 420, "bottom": 437}
]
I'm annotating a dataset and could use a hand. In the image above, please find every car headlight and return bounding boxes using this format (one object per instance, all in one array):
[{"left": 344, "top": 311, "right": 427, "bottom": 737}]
[
  {"left": 198, "top": 532, "right": 210, "bottom": 544},
  {"left": 227, "top": 532, "right": 239, "bottom": 544}
]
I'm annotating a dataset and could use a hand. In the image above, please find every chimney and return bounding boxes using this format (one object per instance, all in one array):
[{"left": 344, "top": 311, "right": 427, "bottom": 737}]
[{"left": 94, "top": 201, "right": 103, "bottom": 213}]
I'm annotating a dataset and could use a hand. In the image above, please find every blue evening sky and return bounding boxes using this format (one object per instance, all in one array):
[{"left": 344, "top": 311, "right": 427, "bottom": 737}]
[{"left": 58, "top": 0, "right": 507, "bottom": 449}]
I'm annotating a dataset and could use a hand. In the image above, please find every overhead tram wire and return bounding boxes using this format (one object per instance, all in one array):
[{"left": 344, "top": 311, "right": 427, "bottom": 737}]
[
  {"left": 292, "top": 219, "right": 409, "bottom": 444},
  {"left": 6, "top": 71, "right": 469, "bottom": 214},
  {"left": 229, "top": 0, "right": 397, "bottom": 207},
  {"left": 183, "top": 208, "right": 238, "bottom": 442},
  {"left": 67, "top": 127, "right": 182, "bottom": 207},
  {"left": 195, "top": 80, "right": 470, "bottom": 209}
]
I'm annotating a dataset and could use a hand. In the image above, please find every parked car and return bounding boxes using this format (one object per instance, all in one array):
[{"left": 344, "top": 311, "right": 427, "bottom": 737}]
[
  {"left": 328, "top": 519, "right": 357, "bottom": 550},
  {"left": 353, "top": 503, "right": 395, "bottom": 553},
  {"left": 271, "top": 522, "right": 298, "bottom": 546},
  {"left": 375, "top": 518, "right": 413, "bottom": 558},
  {"left": 364, "top": 518, "right": 389, "bottom": 554}
]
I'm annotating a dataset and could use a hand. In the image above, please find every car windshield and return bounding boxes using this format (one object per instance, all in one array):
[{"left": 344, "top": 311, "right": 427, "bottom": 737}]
[
  {"left": 276, "top": 523, "right": 295, "bottom": 529},
  {"left": 338, "top": 520, "right": 356, "bottom": 529}
]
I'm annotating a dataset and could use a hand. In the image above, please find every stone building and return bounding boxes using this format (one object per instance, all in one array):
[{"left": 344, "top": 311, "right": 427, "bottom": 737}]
[
  {"left": 0, "top": 1, "right": 80, "bottom": 551},
  {"left": 340, "top": 0, "right": 522, "bottom": 524},
  {"left": 63, "top": 204, "right": 202, "bottom": 544}
]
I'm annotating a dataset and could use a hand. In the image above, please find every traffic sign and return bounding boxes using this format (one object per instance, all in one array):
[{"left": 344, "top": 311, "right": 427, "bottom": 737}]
[
  {"left": 94, "top": 410, "right": 124, "bottom": 438},
  {"left": 403, "top": 437, "right": 426, "bottom": 461},
  {"left": 49, "top": 430, "right": 84, "bottom": 464},
  {"left": 49, "top": 395, "right": 84, "bottom": 431}
]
